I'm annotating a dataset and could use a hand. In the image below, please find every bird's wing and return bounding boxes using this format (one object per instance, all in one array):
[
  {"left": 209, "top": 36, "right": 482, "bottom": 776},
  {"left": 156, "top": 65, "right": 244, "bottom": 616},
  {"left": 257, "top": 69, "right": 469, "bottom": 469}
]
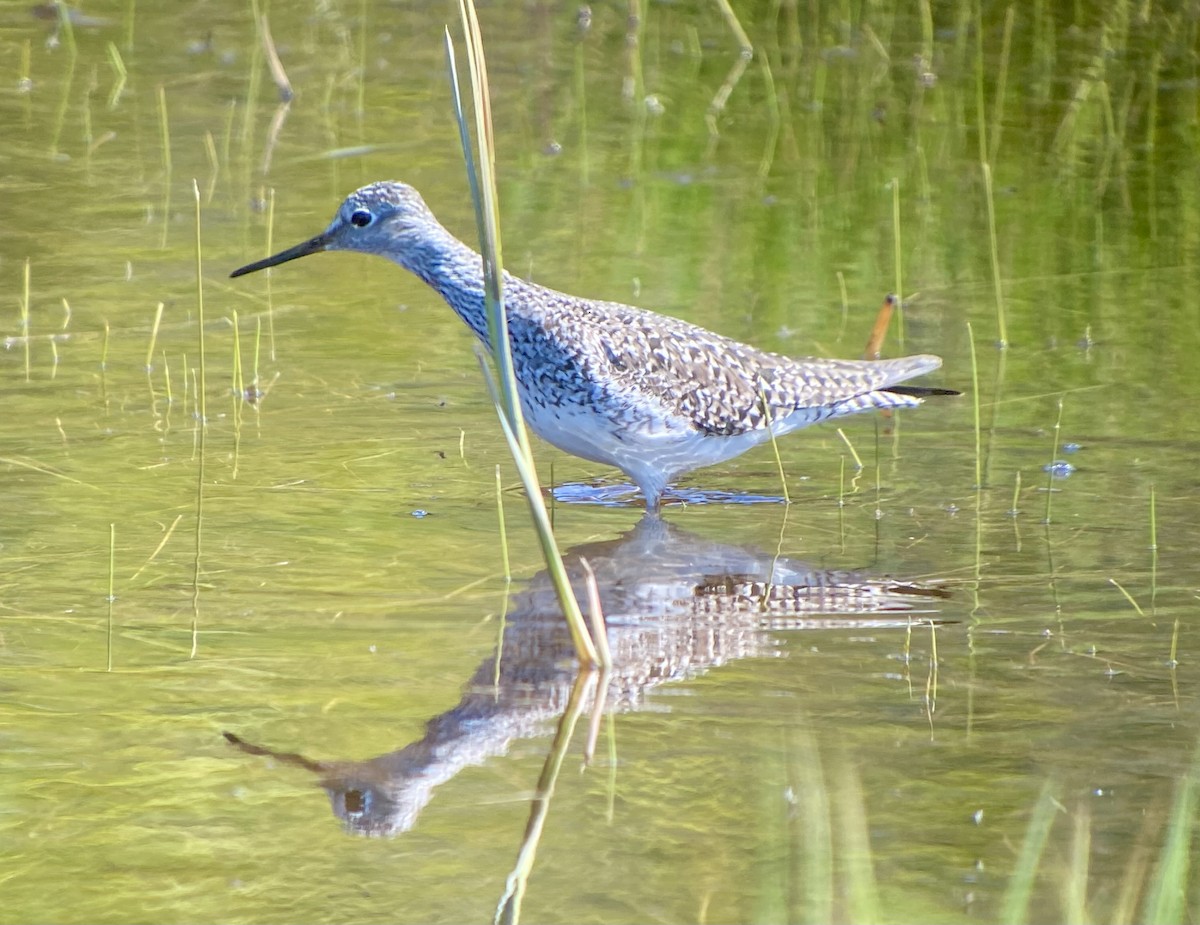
[{"left": 565, "top": 300, "right": 937, "bottom": 437}]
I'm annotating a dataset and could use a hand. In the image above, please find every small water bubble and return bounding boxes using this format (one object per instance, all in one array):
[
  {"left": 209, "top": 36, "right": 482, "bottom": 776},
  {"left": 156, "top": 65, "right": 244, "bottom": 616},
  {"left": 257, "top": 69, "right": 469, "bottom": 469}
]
[
  {"left": 1043, "top": 460, "right": 1075, "bottom": 479},
  {"left": 1062, "top": 442, "right": 1082, "bottom": 454},
  {"left": 644, "top": 94, "right": 665, "bottom": 116},
  {"left": 411, "top": 509, "right": 429, "bottom": 518},
  {"left": 972, "top": 809, "right": 984, "bottom": 825}
]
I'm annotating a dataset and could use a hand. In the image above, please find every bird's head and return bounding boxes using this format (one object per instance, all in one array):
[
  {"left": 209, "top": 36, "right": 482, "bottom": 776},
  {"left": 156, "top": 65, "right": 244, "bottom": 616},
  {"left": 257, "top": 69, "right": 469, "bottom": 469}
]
[{"left": 230, "top": 181, "right": 438, "bottom": 278}]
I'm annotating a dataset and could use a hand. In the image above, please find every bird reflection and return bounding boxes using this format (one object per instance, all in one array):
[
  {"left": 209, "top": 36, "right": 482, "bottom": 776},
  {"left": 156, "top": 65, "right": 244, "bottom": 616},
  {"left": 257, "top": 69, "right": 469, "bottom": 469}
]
[{"left": 225, "top": 516, "right": 950, "bottom": 836}]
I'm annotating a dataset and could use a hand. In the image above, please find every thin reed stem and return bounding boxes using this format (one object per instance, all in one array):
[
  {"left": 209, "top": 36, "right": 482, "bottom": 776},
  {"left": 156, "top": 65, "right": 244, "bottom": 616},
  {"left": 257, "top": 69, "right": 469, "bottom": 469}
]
[
  {"left": 146, "top": 302, "right": 164, "bottom": 371},
  {"left": 1043, "top": 398, "right": 1063, "bottom": 524},
  {"left": 758, "top": 383, "right": 790, "bottom": 504},
  {"left": 982, "top": 162, "right": 1008, "bottom": 347},
  {"left": 446, "top": 7, "right": 593, "bottom": 665},
  {"left": 495, "top": 465, "right": 511, "bottom": 583},
  {"left": 107, "top": 523, "right": 115, "bottom": 671},
  {"left": 968, "top": 321, "right": 982, "bottom": 488},
  {"left": 891, "top": 180, "right": 905, "bottom": 349},
  {"left": 191, "top": 180, "right": 207, "bottom": 659},
  {"left": 837, "top": 428, "right": 863, "bottom": 470},
  {"left": 20, "top": 258, "right": 31, "bottom": 381}
]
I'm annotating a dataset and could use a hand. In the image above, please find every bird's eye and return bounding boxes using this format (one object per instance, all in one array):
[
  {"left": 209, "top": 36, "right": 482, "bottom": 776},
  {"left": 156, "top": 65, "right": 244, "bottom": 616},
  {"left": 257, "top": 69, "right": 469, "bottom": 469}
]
[{"left": 349, "top": 208, "right": 373, "bottom": 228}]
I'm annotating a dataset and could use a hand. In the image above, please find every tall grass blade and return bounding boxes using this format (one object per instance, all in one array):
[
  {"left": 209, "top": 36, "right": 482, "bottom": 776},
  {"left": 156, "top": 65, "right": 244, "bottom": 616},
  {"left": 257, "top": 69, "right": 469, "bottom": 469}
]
[
  {"left": 968, "top": 321, "right": 982, "bottom": 488},
  {"left": 106, "top": 522, "right": 115, "bottom": 672},
  {"left": 191, "top": 180, "right": 207, "bottom": 659},
  {"left": 1141, "top": 745, "right": 1199, "bottom": 925},
  {"left": 1001, "top": 779, "right": 1061, "bottom": 924},
  {"left": 891, "top": 180, "right": 905, "bottom": 349},
  {"left": 446, "top": 7, "right": 594, "bottom": 665},
  {"left": 20, "top": 258, "right": 31, "bottom": 382},
  {"left": 758, "top": 383, "right": 790, "bottom": 504},
  {"left": 476, "top": 355, "right": 600, "bottom": 666}
]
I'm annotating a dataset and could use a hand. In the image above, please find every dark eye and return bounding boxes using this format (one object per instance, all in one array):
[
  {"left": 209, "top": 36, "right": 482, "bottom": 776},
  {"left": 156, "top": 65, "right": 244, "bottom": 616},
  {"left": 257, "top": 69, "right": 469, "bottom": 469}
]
[{"left": 349, "top": 208, "right": 373, "bottom": 228}]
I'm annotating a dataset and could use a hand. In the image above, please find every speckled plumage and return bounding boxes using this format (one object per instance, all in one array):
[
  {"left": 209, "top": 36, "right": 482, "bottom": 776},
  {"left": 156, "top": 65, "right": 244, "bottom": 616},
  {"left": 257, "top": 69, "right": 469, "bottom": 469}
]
[{"left": 231, "top": 180, "right": 951, "bottom": 509}]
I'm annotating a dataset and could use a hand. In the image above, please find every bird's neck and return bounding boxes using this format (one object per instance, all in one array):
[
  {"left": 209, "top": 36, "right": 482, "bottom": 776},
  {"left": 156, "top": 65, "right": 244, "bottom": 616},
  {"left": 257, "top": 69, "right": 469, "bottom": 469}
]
[{"left": 388, "top": 225, "right": 506, "bottom": 343}]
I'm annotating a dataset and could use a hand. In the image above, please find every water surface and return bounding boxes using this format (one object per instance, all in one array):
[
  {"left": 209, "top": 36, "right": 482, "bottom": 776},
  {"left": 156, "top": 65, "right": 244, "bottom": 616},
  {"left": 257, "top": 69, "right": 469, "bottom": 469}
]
[{"left": 3, "top": 2, "right": 1199, "bottom": 922}]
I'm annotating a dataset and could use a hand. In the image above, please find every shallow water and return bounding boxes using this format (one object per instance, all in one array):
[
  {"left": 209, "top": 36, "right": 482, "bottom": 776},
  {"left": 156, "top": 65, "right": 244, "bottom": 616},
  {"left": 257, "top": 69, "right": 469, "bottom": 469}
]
[{"left": 3, "top": 2, "right": 1200, "bottom": 922}]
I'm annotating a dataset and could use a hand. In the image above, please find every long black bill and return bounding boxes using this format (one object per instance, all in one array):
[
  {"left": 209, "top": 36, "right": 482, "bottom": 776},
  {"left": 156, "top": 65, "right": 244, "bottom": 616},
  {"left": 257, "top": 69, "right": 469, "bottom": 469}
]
[{"left": 229, "top": 232, "right": 330, "bottom": 278}]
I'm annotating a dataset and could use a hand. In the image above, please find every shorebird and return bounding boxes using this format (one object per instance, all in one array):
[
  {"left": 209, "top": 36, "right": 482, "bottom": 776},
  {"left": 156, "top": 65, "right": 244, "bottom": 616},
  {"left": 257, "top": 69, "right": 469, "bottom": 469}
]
[{"left": 231, "top": 181, "right": 954, "bottom": 509}]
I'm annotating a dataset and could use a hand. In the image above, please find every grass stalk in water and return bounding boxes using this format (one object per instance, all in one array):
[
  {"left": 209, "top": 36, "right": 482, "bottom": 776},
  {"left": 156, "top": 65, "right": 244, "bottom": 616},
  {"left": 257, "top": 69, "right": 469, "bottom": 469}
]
[
  {"left": 445, "top": 2, "right": 598, "bottom": 668},
  {"left": 968, "top": 321, "right": 982, "bottom": 488},
  {"left": 988, "top": 5, "right": 1015, "bottom": 165},
  {"left": 982, "top": 162, "right": 1008, "bottom": 347},
  {"left": 836, "top": 427, "right": 863, "bottom": 470},
  {"left": 890, "top": 180, "right": 905, "bottom": 350},
  {"left": 1000, "top": 778, "right": 1061, "bottom": 924},
  {"left": 758, "top": 383, "right": 790, "bottom": 504},
  {"left": 1043, "top": 398, "right": 1064, "bottom": 525},
  {"left": 495, "top": 465, "right": 511, "bottom": 585},
  {"left": 20, "top": 258, "right": 30, "bottom": 381},
  {"left": 1141, "top": 744, "right": 1199, "bottom": 925},
  {"left": 191, "top": 180, "right": 207, "bottom": 659},
  {"left": 145, "top": 301, "right": 163, "bottom": 372},
  {"left": 107, "top": 523, "right": 115, "bottom": 672},
  {"left": 157, "top": 85, "right": 172, "bottom": 247}
]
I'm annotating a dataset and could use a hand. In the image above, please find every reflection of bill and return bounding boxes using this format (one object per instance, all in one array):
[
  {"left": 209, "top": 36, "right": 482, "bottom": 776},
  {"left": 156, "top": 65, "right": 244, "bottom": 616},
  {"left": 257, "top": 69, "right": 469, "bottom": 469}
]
[{"left": 225, "top": 516, "right": 951, "bottom": 836}]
